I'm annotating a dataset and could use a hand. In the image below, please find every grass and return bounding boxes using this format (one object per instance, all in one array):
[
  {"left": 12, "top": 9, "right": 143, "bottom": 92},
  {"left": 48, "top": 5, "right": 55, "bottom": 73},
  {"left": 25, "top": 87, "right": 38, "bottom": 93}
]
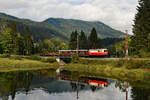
[
  {"left": 0, "top": 56, "right": 150, "bottom": 83},
  {"left": 63, "top": 59, "right": 150, "bottom": 82},
  {"left": 0, "top": 58, "right": 59, "bottom": 72}
]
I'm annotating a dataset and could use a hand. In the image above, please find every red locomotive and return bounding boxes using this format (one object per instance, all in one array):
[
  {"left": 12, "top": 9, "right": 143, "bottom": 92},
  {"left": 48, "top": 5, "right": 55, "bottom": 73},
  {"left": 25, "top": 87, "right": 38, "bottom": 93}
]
[{"left": 88, "top": 49, "right": 108, "bottom": 56}]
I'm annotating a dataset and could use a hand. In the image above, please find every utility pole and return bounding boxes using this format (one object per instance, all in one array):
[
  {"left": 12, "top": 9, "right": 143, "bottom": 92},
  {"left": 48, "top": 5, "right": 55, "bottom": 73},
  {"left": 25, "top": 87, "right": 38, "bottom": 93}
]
[
  {"left": 76, "top": 79, "right": 79, "bottom": 99},
  {"left": 125, "top": 30, "right": 128, "bottom": 59},
  {"left": 126, "top": 82, "right": 128, "bottom": 100},
  {"left": 76, "top": 33, "right": 79, "bottom": 56}
]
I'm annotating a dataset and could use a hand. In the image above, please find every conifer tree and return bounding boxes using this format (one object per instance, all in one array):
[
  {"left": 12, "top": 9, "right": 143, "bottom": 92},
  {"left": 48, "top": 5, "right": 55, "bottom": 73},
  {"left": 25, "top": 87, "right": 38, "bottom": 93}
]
[
  {"left": 88, "top": 28, "right": 98, "bottom": 49},
  {"left": 24, "top": 26, "right": 34, "bottom": 55},
  {"left": 69, "top": 30, "right": 78, "bottom": 49},
  {"left": 132, "top": 0, "right": 150, "bottom": 55},
  {"left": 79, "top": 30, "right": 88, "bottom": 49},
  {"left": 10, "top": 22, "right": 18, "bottom": 54}
]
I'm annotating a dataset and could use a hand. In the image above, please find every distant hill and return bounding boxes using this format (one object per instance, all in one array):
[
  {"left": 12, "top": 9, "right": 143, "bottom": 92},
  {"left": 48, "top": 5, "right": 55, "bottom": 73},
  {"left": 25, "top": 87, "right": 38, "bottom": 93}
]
[
  {"left": 0, "top": 12, "right": 124, "bottom": 42},
  {"left": 0, "top": 13, "right": 68, "bottom": 41},
  {"left": 44, "top": 18, "right": 125, "bottom": 38}
]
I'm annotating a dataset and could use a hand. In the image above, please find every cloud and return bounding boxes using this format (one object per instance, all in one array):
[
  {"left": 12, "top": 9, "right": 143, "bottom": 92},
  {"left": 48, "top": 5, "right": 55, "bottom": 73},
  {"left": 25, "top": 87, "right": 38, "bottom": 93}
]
[
  {"left": 14, "top": 83, "right": 132, "bottom": 100},
  {"left": 0, "top": 0, "right": 138, "bottom": 34}
]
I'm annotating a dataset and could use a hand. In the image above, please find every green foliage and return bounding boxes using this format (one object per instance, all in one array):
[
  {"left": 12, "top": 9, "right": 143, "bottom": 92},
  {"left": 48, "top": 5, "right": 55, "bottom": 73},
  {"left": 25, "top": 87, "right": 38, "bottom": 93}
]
[
  {"left": 114, "top": 41, "right": 126, "bottom": 57},
  {"left": 110, "top": 37, "right": 133, "bottom": 57},
  {"left": 0, "top": 12, "right": 124, "bottom": 42},
  {"left": 88, "top": 28, "right": 99, "bottom": 48},
  {"left": 113, "top": 59, "right": 127, "bottom": 68},
  {"left": 36, "top": 38, "right": 69, "bottom": 53},
  {"left": 0, "top": 28, "right": 14, "bottom": 54},
  {"left": 112, "top": 59, "right": 150, "bottom": 69},
  {"left": 0, "top": 19, "right": 69, "bottom": 55},
  {"left": 101, "top": 38, "right": 124, "bottom": 47},
  {"left": 0, "top": 14, "right": 68, "bottom": 41},
  {"left": 41, "top": 57, "right": 56, "bottom": 63},
  {"left": 0, "top": 21, "right": 34, "bottom": 55},
  {"left": 138, "top": 49, "right": 150, "bottom": 58},
  {"left": 79, "top": 30, "right": 88, "bottom": 49},
  {"left": 24, "top": 26, "right": 34, "bottom": 55},
  {"left": 69, "top": 31, "right": 78, "bottom": 49},
  {"left": 0, "top": 58, "right": 59, "bottom": 72},
  {"left": 69, "top": 28, "right": 102, "bottom": 50},
  {"left": 0, "top": 54, "right": 10, "bottom": 58},
  {"left": 44, "top": 18, "right": 124, "bottom": 39},
  {"left": 72, "top": 54, "right": 79, "bottom": 63},
  {"left": 126, "top": 59, "right": 150, "bottom": 69},
  {"left": 79, "top": 59, "right": 113, "bottom": 65},
  {"left": 26, "top": 55, "right": 41, "bottom": 61},
  {"left": 9, "top": 55, "right": 23, "bottom": 60},
  {"left": 131, "top": 0, "right": 150, "bottom": 56},
  {"left": 79, "top": 59, "right": 90, "bottom": 65}
]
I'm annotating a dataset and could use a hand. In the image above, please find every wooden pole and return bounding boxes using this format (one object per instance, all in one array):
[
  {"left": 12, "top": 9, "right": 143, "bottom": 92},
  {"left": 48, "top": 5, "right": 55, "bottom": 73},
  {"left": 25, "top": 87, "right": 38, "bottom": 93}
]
[
  {"left": 125, "top": 30, "right": 128, "bottom": 59},
  {"left": 76, "top": 79, "right": 79, "bottom": 99},
  {"left": 126, "top": 82, "right": 128, "bottom": 100},
  {"left": 76, "top": 33, "right": 79, "bottom": 56}
]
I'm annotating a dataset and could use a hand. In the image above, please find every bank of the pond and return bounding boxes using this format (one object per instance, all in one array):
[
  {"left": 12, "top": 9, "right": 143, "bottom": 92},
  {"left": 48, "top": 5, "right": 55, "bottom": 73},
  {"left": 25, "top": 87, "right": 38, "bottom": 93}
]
[
  {"left": 0, "top": 58, "right": 59, "bottom": 72},
  {"left": 63, "top": 60, "right": 150, "bottom": 82},
  {"left": 1, "top": 57, "right": 150, "bottom": 83}
]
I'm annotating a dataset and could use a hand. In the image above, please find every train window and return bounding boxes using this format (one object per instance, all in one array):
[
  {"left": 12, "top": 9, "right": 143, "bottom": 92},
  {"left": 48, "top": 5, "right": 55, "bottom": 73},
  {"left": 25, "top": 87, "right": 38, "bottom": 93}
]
[
  {"left": 98, "top": 49, "right": 102, "bottom": 52},
  {"left": 104, "top": 50, "right": 108, "bottom": 52}
]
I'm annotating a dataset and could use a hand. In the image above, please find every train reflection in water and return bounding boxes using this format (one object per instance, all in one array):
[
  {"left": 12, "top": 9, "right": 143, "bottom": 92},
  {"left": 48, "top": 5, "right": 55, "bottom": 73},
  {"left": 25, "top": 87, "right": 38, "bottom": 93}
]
[
  {"left": 56, "top": 70, "right": 109, "bottom": 99},
  {"left": 57, "top": 70, "right": 109, "bottom": 88}
]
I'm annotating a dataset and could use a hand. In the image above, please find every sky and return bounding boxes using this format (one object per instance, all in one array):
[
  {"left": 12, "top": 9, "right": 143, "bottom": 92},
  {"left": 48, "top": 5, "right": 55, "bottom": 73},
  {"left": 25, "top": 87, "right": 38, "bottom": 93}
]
[
  {"left": 0, "top": 0, "right": 138, "bottom": 34},
  {"left": 11, "top": 83, "right": 132, "bottom": 100}
]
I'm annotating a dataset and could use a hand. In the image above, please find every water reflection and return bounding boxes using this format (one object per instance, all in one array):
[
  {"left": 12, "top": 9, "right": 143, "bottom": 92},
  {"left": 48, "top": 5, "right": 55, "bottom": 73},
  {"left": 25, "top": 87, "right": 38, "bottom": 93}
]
[{"left": 0, "top": 69, "right": 149, "bottom": 100}]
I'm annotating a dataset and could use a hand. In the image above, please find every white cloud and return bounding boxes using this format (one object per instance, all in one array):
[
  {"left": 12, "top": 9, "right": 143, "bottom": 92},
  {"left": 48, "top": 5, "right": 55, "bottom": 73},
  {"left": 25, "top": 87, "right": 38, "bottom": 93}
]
[
  {"left": 13, "top": 83, "right": 132, "bottom": 100},
  {"left": 0, "top": 0, "right": 138, "bottom": 34}
]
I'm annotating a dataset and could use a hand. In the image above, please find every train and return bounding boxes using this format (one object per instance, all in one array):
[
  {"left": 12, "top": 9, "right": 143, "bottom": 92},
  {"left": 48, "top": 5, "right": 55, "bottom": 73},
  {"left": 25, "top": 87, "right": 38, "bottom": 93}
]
[{"left": 59, "top": 49, "right": 108, "bottom": 57}]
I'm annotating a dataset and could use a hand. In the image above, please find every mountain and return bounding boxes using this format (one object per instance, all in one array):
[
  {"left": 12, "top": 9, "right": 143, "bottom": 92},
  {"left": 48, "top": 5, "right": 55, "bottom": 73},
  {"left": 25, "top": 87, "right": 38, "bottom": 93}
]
[
  {"left": 0, "top": 13, "right": 68, "bottom": 41},
  {"left": 44, "top": 18, "right": 124, "bottom": 38},
  {"left": 0, "top": 12, "right": 124, "bottom": 42}
]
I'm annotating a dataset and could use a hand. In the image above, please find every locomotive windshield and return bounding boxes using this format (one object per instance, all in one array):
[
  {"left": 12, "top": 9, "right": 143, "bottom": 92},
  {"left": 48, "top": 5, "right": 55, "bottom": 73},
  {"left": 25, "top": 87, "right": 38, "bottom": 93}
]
[{"left": 104, "top": 50, "right": 108, "bottom": 52}]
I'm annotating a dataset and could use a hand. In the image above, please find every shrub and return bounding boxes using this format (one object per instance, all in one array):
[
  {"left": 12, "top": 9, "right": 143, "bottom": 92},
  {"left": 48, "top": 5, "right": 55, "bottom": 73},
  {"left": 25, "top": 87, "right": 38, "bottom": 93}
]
[
  {"left": 79, "top": 59, "right": 89, "bottom": 64},
  {"left": 72, "top": 54, "right": 79, "bottom": 63},
  {"left": 0, "top": 54, "right": 10, "bottom": 58},
  {"left": 124, "top": 59, "right": 150, "bottom": 69},
  {"left": 113, "top": 59, "right": 126, "bottom": 68},
  {"left": 79, "top": 59, "right": 110, "bottom": 65},
  {"left": 143, "top": 61, "right": 150, "bottom": 68},
  {"left": 9, "top": 55, "right": 23, "bottom": 60},
  {"left": 41, "top": 57, "right": 56, "bottom": 63},
  {"left": 139, "top": 49, "right": 150, "bottom": 58},
  {"left": 125, "top": 59, "right": 142, "bottom": 69},
  {"left": 26, "top": 55, "right": 41, "bottom": 61}
]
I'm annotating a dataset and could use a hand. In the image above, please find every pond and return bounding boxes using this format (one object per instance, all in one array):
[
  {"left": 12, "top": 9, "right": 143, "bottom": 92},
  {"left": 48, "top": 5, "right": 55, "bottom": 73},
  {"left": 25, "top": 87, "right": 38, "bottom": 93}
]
[{"left": 0, "top": 69, "right": 150, "bottom": 100}]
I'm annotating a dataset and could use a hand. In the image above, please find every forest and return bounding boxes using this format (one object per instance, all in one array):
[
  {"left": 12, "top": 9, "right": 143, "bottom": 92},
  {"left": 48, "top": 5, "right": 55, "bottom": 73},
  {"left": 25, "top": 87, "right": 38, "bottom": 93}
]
[
  {"left": 0, "top": 0, "right": 150, "bottom": 58},
  {"left": 0, "top": 19, "right": 123, "bottom": 56}
]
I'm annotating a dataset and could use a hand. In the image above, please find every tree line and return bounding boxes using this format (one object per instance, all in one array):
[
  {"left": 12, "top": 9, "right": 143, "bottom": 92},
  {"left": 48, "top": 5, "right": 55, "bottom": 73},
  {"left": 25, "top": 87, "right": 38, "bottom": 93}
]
[
  {"left": 69, "top": 28, "right": 102, "bottom": 50},
  {"left": 0, "top": 21, "right": 34, "bottom": 55},
  {"left": 0, "top": 20, "right": 125, "bottom": 56},
  {"left": 0, "top": 20, "right": 69, "bottom": 55},
  {"left": 110, "top": 0, "right": 150, "bottom": 58},
  {"left": 130, "top": 0, "right": 150, "bottom": 57}
]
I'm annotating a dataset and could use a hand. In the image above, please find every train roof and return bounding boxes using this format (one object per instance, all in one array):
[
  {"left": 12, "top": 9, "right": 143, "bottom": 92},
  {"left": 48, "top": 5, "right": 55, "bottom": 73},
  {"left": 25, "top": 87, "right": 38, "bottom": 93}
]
[
  {"left": 89, "top": 49, "right": 108, "bottom": 50},
  {"left": 59, "top": 50, "right": 88, "bottom": 52}
]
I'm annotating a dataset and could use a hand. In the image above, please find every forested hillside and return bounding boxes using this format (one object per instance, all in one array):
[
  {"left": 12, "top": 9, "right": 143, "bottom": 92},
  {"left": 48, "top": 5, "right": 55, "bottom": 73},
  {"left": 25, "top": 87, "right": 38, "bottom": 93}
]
[
  {"left": 0, "top": 13, "right": 68, "bottom": 42},
  {"left": 0, "top": 12, "right": 124, "bottom": 42},
  {"left": 44, "top": 18, "right": 124, "bottom": 38}
]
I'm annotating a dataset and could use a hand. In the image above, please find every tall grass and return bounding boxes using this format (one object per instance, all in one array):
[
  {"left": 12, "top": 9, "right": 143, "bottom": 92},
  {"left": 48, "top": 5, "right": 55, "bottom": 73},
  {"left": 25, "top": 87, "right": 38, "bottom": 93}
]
[
  {"left": 0, "top": 58, "right": 59, "bottom": 72},
  {"left": 0, "top": 54, "right": 10, "bottom": 58}
]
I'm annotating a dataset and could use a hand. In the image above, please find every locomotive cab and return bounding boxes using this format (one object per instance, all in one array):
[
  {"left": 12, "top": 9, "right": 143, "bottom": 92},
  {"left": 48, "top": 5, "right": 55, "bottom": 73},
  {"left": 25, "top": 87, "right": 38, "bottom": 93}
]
[{"left": 88, "top": 49, "right": 108, "bottom": 57}]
